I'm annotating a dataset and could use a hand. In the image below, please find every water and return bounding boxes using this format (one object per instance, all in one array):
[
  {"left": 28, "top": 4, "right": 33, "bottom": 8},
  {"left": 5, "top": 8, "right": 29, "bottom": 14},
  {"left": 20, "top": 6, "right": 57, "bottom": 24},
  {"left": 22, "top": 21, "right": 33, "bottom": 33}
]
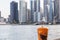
[{"left": 0, "top": 25, "right": 60, "bottom": 40}]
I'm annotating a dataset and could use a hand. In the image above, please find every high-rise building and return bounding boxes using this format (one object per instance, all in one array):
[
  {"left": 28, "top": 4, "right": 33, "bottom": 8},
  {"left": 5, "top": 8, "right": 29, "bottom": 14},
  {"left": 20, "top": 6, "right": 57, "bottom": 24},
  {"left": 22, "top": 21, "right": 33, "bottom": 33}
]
[
  {"left": 49, "top": 0, "right": 53, "bottom": 24},
  {"left": 40, "top": 7, "right": 43, "bottom": 21},
  {"left": 44, "top": 0, "right": 53, "bottom": 24},
  {"left": 54, "top": 0, "right": 60, "bottom": 23},
  {"left": 30, "top": 0, "right": 34, "bottom": 23},
  {"left": 44, "top": 0, "right": 49, "bottom": 23},
  {"left": 8, "top": 15, "right": 11, "bottom": 23},
  {"left": 27, "top": 9, "right": 31, "bottom": 23},
  {"left": 30, "top": 0, "right": 40, "bottom": 23},
  {"left": 19, "top": 0, "right": 27, "bottom": 24},
  {"left": 10, "top": 1, "right": 19, "bottom": 24}
]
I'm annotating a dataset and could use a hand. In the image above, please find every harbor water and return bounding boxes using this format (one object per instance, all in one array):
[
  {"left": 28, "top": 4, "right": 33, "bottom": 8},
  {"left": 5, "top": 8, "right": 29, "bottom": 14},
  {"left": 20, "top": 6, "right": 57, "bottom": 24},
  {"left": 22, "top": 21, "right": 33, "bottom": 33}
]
[{"left": 0, "top": 25, "right": 60, "bottom": 40}]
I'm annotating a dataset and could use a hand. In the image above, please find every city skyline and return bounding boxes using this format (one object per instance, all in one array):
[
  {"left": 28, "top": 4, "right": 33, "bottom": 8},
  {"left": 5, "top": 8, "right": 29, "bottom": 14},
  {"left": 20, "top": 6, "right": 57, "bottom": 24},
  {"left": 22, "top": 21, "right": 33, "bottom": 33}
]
[
  {"left": 0, "top": 0, "right": 59, "bottom": 24},
  {"left": 0, "top": 0, "right": 43, "bottom": 18}
]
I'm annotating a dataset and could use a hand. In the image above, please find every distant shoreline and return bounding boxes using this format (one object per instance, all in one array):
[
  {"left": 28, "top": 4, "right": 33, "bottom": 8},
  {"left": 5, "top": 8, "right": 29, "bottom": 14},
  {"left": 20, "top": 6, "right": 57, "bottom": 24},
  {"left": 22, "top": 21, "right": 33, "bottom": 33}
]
[{"left": 1, "top": 22, "right": 60, "bottom": 25}]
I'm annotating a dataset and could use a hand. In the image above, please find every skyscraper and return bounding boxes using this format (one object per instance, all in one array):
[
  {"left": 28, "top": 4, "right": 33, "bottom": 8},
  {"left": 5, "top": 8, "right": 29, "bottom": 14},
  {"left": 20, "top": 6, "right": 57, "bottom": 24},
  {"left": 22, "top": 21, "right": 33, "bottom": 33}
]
[
  {"left": 10, "top": 1, "right": 19, "bottom": 24},
  {"left": 54, "top": 0, "right": 60, "bottom": 23},
  {"left": 49, "top": 0, "right": 53, "bottom": 24},
  {"left": 19, "top": 0, "right": 27, "bottom": 24},
  {"left": 30, "top": 0, "right": 40, "bottom": 23},
  {"left": 27, "top": 9, "right": 31, "bottom": 23},
  {"left": 58, "top": 0, "right": 60, "bottom": 21},
  {"left": 30, "top": 0, "right": 34, "bottom": 23},
  {"left": 44, "top": 0, "right": 53, "bottom": 24},
  {"left": 44, "top": 0, "right": 49, "bottom": 23}
]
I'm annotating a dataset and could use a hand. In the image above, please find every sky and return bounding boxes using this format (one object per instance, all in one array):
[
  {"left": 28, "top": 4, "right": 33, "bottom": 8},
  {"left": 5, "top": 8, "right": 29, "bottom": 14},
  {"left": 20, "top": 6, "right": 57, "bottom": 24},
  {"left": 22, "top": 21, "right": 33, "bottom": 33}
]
[{"left": 0, "top": 0, "right": 43, "bottom": 18}]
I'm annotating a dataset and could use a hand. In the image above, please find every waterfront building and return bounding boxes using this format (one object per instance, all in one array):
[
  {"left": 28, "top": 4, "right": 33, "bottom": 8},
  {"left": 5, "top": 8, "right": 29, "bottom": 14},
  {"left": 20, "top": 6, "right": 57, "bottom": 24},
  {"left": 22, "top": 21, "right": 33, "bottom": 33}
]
[
  {"left": 10, "top": 1, "right": 19, "bottom": 24},
  {"left": 19, "top": 0, "right": 27, "bottom": 24}
]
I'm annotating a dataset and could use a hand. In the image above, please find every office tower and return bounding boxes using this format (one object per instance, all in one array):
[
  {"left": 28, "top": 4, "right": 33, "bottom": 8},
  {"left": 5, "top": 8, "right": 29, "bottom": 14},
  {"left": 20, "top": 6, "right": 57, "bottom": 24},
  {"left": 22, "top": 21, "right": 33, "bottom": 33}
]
[
  {"left": 19, "top": 0, "right": 27, "bottom": 24},
  {"left": 54, "top": 0, "right": 58, "bottom": 23},
  {"left": 30, "top": 0, "right": 40, "bottom": 23},
  {"left": 58, "top": 0, "right": 60, "bottom": 23},
  {"left": 30, "top": 0, "right": 34, "bottom": 23},
  {"left": 35, "top": 0, "right": 40, "bottom": 23},
  {"left": 52, "top": 0, "right": 54, "bottom": 24},
  {"left": 27, "top": 9, "right": 31, "bottom": 23},
  {"left": 44, "top": 0, "right": 49, "bottom": 23},
  {"left": 54, "top": 0, "right": 60, "bottom": 23},
  {"left": 49, "top": 0, "right": 53, "bottom": 24},
  {"left": 10, "top": 1, "right": 19, "bottom": 24},
  {"left": 44, "top": 0, "right": 53, "bottom": 24}
]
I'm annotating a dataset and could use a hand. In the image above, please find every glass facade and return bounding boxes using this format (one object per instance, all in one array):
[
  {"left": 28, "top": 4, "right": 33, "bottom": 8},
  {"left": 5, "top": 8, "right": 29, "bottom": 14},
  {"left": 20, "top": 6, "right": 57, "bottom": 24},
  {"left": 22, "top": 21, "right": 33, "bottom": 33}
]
[
  {"left": 30, "top": 1, "right": 34, "bottom": 22},
  {"left": 19, "top": 1, "right": 27, "bottom": 24},
  {"left": 54, "top": 0, "right": 60, "bottom": 23},
  {"left": 10, "top": 1, "right": 19, "bottom": 23},
  {"left": 38, "top": 0, "right": 40, "bottom": 12},
  {"left": 49, "top": 0, "right": 53, "bottom": 23},
  {"left": 44, "top": 0, "right": 49, "bottom": 23},
  {"left": 31, "top": 0, "right": 40, "bottom": 23}
]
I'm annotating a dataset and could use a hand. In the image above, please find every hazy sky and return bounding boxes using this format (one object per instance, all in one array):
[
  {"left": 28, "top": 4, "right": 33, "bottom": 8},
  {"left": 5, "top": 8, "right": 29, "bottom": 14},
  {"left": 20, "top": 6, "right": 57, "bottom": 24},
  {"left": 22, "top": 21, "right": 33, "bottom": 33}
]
[{"left": 0, "top": 0, "right": 43, "bottom": 18}]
